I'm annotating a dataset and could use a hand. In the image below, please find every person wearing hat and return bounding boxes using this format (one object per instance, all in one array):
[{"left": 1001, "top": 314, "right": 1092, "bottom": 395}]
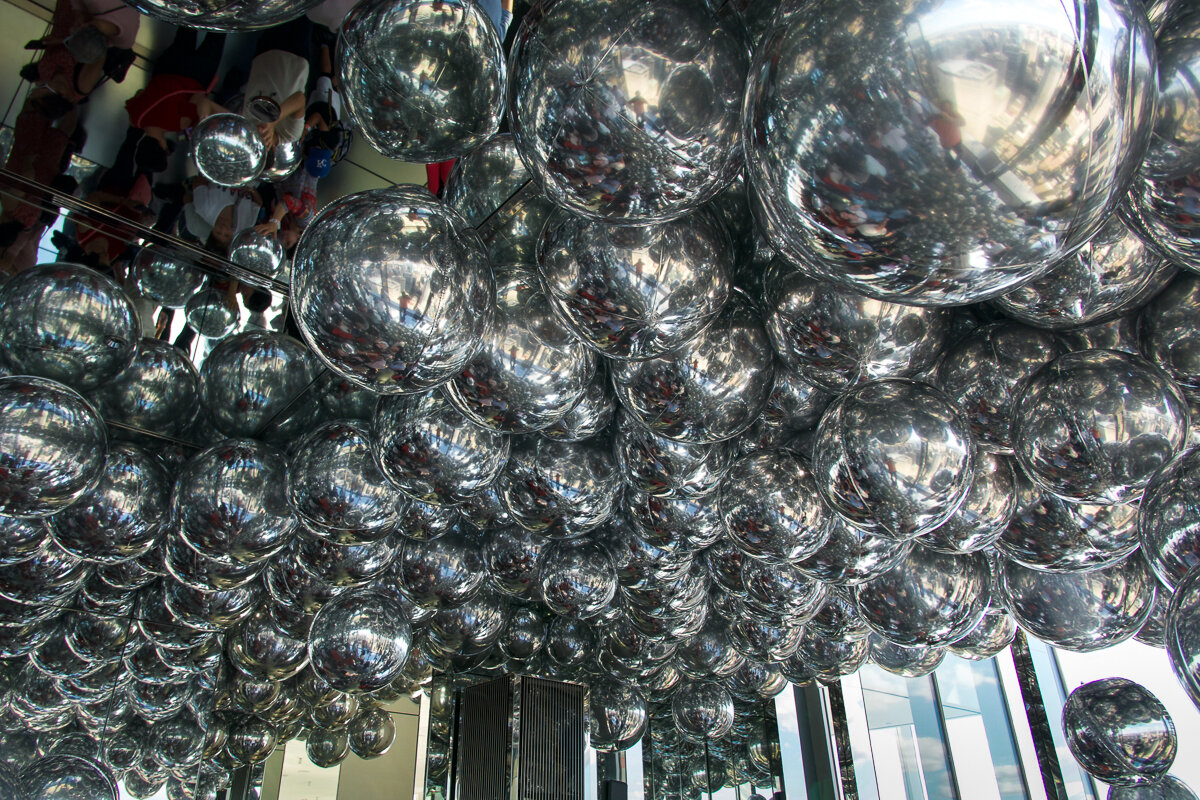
[{"left": 270, "top": 144, "right": 332, "bottom": 240}]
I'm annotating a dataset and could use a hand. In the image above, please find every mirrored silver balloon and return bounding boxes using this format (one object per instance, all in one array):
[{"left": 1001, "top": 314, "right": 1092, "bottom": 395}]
[
  {"left": 185, "top": 288, "right": 239, "bottom": 340},
  {"left": 306, "top": 727, "right": 350, "bottom": 768},
  {"left": 1166, "top": 567, "right": 1200, "bottom": 712},
  {"left": 671, "top": 681, "right": 734, "bottom": 743},
  {"left": 191, "top": 114, "right": 266, "bottom": 188},
  {"left": 308, "top": 588, "right": 412, "bottom": 692},
  {"left": 1141, "top": 274, "right": 1200, "bottom": 402},
  {"left": 131, "top": 251, "right": 207, "bottom": 309},
  {"left": 225, "top": 717, "right": 277, "bottom": 765},
  {"left": 200, "top": 331, "right": 320, "bottom": 440},
  {"left": 590, "top": 678, "right": 647, "bottom": 751},
  {"left": 93, "top": 338, "right": 200, "bottom": 438},
  {"left": 541, "top": 368, "right": 616, "bottom": 443},
  {"left": 745, "top": 0, "right": 1156, "bottom": 304},
  {"left": 538, "top": 538, "right": 617, "bottom": 620},
  {"left": 348, "top": 706, "right": 396, "bottom": 759},
  {"left": 868, "top": 635, "right": 945, "bottom": 678},
  {"left": 1138, "top": 446, "right": 1200, "bottom": 590},
  {"left": 510, "top": 0, "right": 747, "bottom": 222},
  {"left": 228, "top": 229, "right": 285, "bottom": 277},
  {"left": 920, "top": 452, "right": 1016, "bottom": 554},
  {"left": 398, "top": 524, "right": 486, "bottom": 608},
  {"left": 1108, "top": 776, "right": 1200, "bottom": 800},
  {"left": 500, "top": 436, "right": 620, "bottom": 538},
  {"left": 24, "top": 755, "right": 116, "bottom": 800},
  {"left": 1014, "top": 350, "right": 1190, "bottom": 505},
  {"left": 1063, "top": 677, "right": 1176, "bottom": 786},
  {"left": 720, "top": 448, "right": 829, "bottom": 564}
]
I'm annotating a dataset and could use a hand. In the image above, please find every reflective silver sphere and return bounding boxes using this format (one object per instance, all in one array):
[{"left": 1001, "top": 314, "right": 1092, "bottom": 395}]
[
  {"left": 1108, "top": 776, "right": 1200, "bottom": 800},
  {"left": 93, "top": 338, "right": 200, "bottom": 438},
  {"left": 762, "top": 258, "right": 949, "bottom": 393},
  {"left": 1001, "top": 553, "right": 1156, "bottom": 652},
  {"left": 510, "top": 0, "right": 747, "bottom": 222},
  {"left": 868, "top": 635, "right": 945, "bottom": 678},
  {"left": 225, "top": 717, "right": 277, "bottom": 765},
  {"left": 814, "top": 379, "right": 975, "bottom": 539},
  {"left": 1141, "top": 274, "right": 1200, "bottom": 402},
  {"left": 191, "top": 114, "right": 267, "bottom": 188},
  {"left": 398, "top": 524, "right": 487, "bottom": 608},
  {"left": 339, "top": 0, "right": 506, "bottom": 161},
  {"left": 745, "top": 0, "right": 1156, "bottom": 304},
  {"left": 0, "top": 263, "right": 138, "bottom": 391},
  {"left": 24, "top": 755, "right": 116, "bottom": 800},
  {"left": 131, "top": 251, "right": 207, "bottom": 309},
  {"left": 538, "top": 538, "right": 617, "bottom": 619},
  {"left": 919, "top": 452, "right": 1016, "bottom": 554},
  {"left": 500, "top": 437, "right": 620, "bottom": 538},
  {"left": 445, "top": 266, "right": 596, "bottom": 433},
  {"left": 611, "top": 294, "right": 775, "bottom": 444},
  {"left": 185, "top": 288, "right": 239, "bottom": 339},
  {"left": 1166, "top": 567, "right": 1200, "bottom": 712},
  {"left": 228, "top": 229, "right": 285, "bottom": 277},
  {"left": 308, "top": 588, "right": 412, "bottom": 693},
  {"left": 537, "top": 209, "right": 733, "bottom": 360},
  {"left": 1013, "top": 350, "right": 1190, "bottom": 505},
  {"left": 590, "top": 678, "right": 647, "bottom": 751},
  {"left": 0, "top": 376, "right": 107, "bottom": 518},
  {"left": 1063, "top": 677, "right": 1176, "bottom": 786},
  {"left": 615, "top": 410, "right": 732, "bottom": 499},
  {"left": 794, "top": 517, "right": 913, "bottom": 586},
  {"left": 122, "top": 0, "right": 320, "bottom": 30},
  {"left": 1140, "top": 446, "right": 1200, "bottom": 589},
  {"left": 349, "top": 706, "right": 396, "bottom": 759},
  {"left": 306, "top": 727, "right": 349, "bottom": 768},
  {"left": 719, "top": 448, "right": 830, "bottom": 564},
  {"left": 292, "top": 186, "right": 495, "bottom": 394},
  {"left": 671, "top": 681, "right": 734, "bottom": 743},
  {"left": 200, "top": 331, "right": 321, "bottom": 440}
]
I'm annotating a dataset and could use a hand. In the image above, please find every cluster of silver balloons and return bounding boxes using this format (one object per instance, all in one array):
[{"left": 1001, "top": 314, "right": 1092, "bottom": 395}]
[{"left": 7, "top": 0, "right": 1200, "bottom": 795}]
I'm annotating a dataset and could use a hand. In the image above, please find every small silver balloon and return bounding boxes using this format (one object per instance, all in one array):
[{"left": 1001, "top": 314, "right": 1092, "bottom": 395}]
[
  {"left": 225, "top": 717, "right": 277, "bottom": 765},
  {"left": 306, "top": 727, "right": 350, "bottom": 768},
  {"left": 1139, "top": 446, "right": 1200, "bottom": 589},
  {"left": 814, "top": 379, "right": 975, "bottom": 539},
  {"left": 348, "top": 706, "right": 396, "bottom": 759},
  {"left": 1063, "top": 677, "right": 1176, "bottom": 786},
  {"left": 946, "top": 605, "right": 1017, "bottom": 661},
  {"left": 538, "top": 538, "right": 617, "bottom": 620},
  {"left": 498, "top": 605, "right": 547, "bottom": 661},
  {"left": 191, "top": 114, "right": 267, "bottom": 188},
  {"left": 292, "top": 186, "right": 494, "bottom": 394},
  {"left": 510, "top": 0, "right": 747, "bottom": 222},
  {"left": 174, "top": 439, "right": 297, "bottom": 566},
  {"left": 500, "top": 437, "right": 620, "bottom": 538},
  {"left": 794, "top": 627, "right": 869, "bottom": 683},
  {"left": 611, "top": 294, "right": 775, "bottom": 444},
  {"left": 184, "top": 288, "right": 239, "bottom": 339},
  {"left": 1014, "top": 350, "right": 1190, "bottom": 505},
  {"left": 590, "top": 678, "right": 648, "bottom": 752},
  {"left": 398, "top": 524, "right": 487, "bottom": 608},
  {"left": 226, "top": 607, "right": 309, "bottom": 681},
  {"left": 671, "top": 681, "right": 734, "bottom": 743},
  {"left": 228, "top": 229, "right": 285, "bottom": 277},
  {"left": 616, "top": 410, "right": 732, "bottom": 499},
  {"left": 289, "top": 420, "right": 405, "bottom": 543},
  {"left": 794, "top": 517, "right": 913, "bottom": 586},
  {"left": 308, "top": 588, "right": 412, "bottom": 692},
  {"left": 763, "top": 259, "right": 949, "bottom": 393},
  {"left": 1141, "top": 274, "right": 1200, "bottom": 402},
  {"left": 537, "top": 209, "right": 733, "bottom": 361},
  {"left": 0, "top": 376, "right": 106, "bottom": 518},
  {"left": 1166, "top": 567, "right": 1200, "bottom": 712},
  {"left": 935, "top": 322, "right": 1064, "bottom": 453},
  {"left": 546, "top": 617, "right": 596, "bottom": 670},
  {"left": 0, "top": 263, "right": 138, "bottom": 391},
  {"left": 200, "top": 331, "right": 321, "bottom": 440},
  {"left": 997, "top": 214, "right": 1176, "bottom": 329},
  {"left": 1108, "top": 777, "right": 1200, "bottom": 800},
  {"left": 428, "top": 587, "right": 509, "bottom": 656},
  {"left": 868, "top": 635, "right": 945, "bottom": 678},
  {"left": 24, "top": 755, "right": 116, "bottom": 800},
  {"left": 920, "top": 452, "right": 1016, "bottom": 554},
  {"left": 541, "top": 368, "right": 616, "bottom": 443},
  {"left": 445, "top": 266, "right": 596, "bottom": 434},
  {"left": 339, "top": 0, "right": 505, "bottom": 162},
  {"left": 297, "top": 533, "right": 400, "bottom": 588},
  {"left": 131, "top": 251, "right": 207, "bottom": 309},
  {"left": 48, "top": 442, "right": 170, "bottom": 564},
  {"left": 854, "top": 546, "right": 990, "bottom": 647},
  {"left": 262, "top": 138, "right": 304, "bottom": 182},
  {"left": 93, "top": 338, "right": 200, "bottom": 437},
  {"left": 720, "top": 448, "right": 829, "bottom": 564},
  {"left": 484, "top": 526, "right": 549, "bottom": 600},
  {"left": 1001, "top": 553, "right": 1156, "bottom": 652},
  {"left": 745, "top": 0, "right": 1156, "bottom": 304}
]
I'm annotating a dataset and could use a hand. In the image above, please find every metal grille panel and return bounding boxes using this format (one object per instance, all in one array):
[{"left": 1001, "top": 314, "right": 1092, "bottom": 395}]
[
  {"left": 517, "top": 677, "right": 585, "bottom": 800},
  {"left": 459, "top": 677, "right": 513, "bottom": 800}
]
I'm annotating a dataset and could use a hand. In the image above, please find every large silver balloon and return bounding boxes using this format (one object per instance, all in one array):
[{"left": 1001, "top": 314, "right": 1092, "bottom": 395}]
[
  {"left": 24, "top": 755, "right": 116, "bottom": 800},
  {"left": 122, "top": 0, "right": 319, "bottom": 30},
  {"left": 537, "top": 209, "right": 733, "bottom": 360},
  {"left": 1123, "top": 10, "right": 1200, "bottom": 273},
  {"left": 398, "top": 524, "right": 486, "bottom": 608},
  {"left": 93, "top": 338, "right": 200, "bottom": 437},
  {"left": 292, "top": 186, "right": 494, "bottom": 394},
  {"left": 719, "top": 448, "right": 829, "bottom": 564},
  {"left": 0, "top": 263, "right": 138, "bottom": 391},
  {"left": 509, "top": 0, "right": 747, "bottom": 222},
  {"left": 289, "top": 420, "right": 405, "bottom": 543},
  {"left": 1141, "top": 274, "right": 1200, "bottom": 401},
  {"left": 309, "top": 588, "right": 412, "bottom": 692},
  {"left": 348, "top": 707, "right": 396, "bottom": 759},
  {"left": 854, "top": 546, "right": 989, "bottom": 647},
  {"left": 1167, "top": 567, "right": 1200, "bottom": 712},
  {"left": 48, "top": 442, "right": 170, "bottom": 564},
  {"left": 1001, "top": 470, "right": 1140, "bottom": 572},
  {"left": 1063, "top": 677, "right": 1176, "bottom": 786},
  {"left": 745, "top": 0, "right": 1156, "bottom": 305},
  {"left": 444, "top": 133, "right": 554, "bottom": 265},
  {"left": 339, "top": 0, "right": 505, "bottom": 161},
  {"left": 1013, "top": 349, "right": 1190, "bottom": 505},
  {"left": 191, "top": 114, "right": 266, "bottom": 188},
  {"left": 306, "top": 727, "right": 350, "bottom": 768},
  {"left": 935, "top": 323, "right": 1063, "bottom": 453},
  {"left": 228, "top": 229, "right": 285, "bottom": 277},
  {"left": 794, "top": 517, "right": 912, "bottom": 586},
  {"left": 947, "top": 605, "right": 1017, "bottom": 661},
  {"left": 611, "top": 294, "right": 775, "bottom": 444},
  {"left": 1141, "top": 447, "right": 1200, "bottom": 589},
  {"left": 920, "top": 452, "right": 1016, "bottom": 554},
  {"left": 590, "top": 678, "right": 647, "bottom": 751},
  {"left": 997, "top": 214, "right": 1176, "bottom": 328},
  {"left": 485, "top": 526, "right": 549, "bottom": 600},
  {"left": 1001, "top": 553, "right": 1156, "bottom": 652},
  {"left": 373, "top": 390, "right": 509, "bottom": 504},
  {"left": 200, "top": 331, "right": 320, "bottom": 440},
  {"left": 615, "top": 410, "right": 732, "bottom": 499},
  {"left": 671, "top": 681, "right": 734, "bottom": 743},
  {"left": 500, "top": 437, "right": 620, "bottom": 538},
  {"left": 762, "top": 258, "right": 949, "bottom": 393},
  {"left": 538, "top": 538, "right": 617, "bottom": 619},
  {"left": 131, "top": 251, "right": 207, "bottom": 309},
  {"left": 174, "top": 439, "right": 297, "bottom": 566},
  {"left": 814, "top": 379, "right": 975, "bottom": 539},
  {"left": 445, "top": 266, "right": 596, "bottom": 433},
  {"left": 0, "top": 376, "right": 107, "bottom": 518}
]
